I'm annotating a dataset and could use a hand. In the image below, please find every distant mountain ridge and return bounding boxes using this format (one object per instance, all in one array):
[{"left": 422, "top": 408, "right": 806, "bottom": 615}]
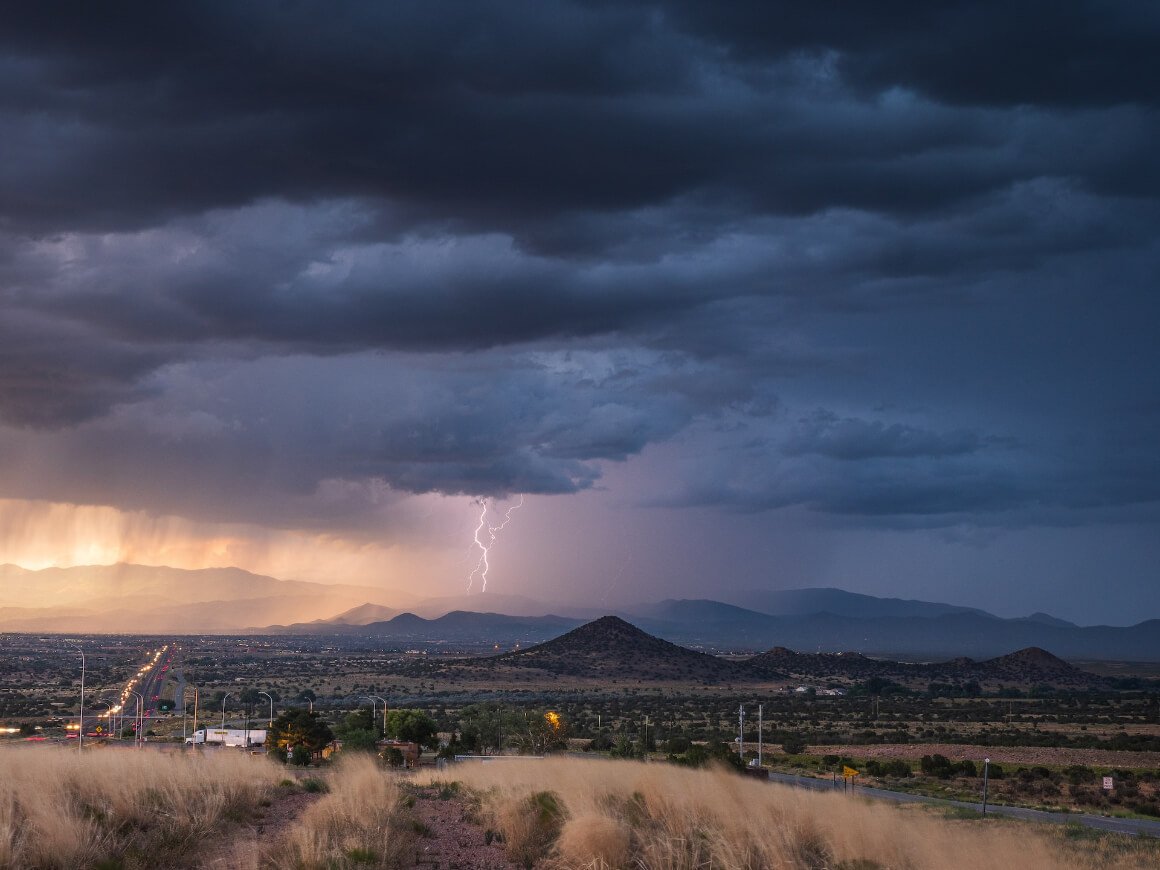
[
  {"left": 450, "top": 617, "right": 1109, "bottom": 689},
  {"left": 0, "top": 563, "right": 413, "bottom": 633},
  {"left": 286, "top": 597, "right": 1160, "bottom": 661},
  {"left": 1, "top": 564, "right": 1156, "bottom": 661},
  {"left": 719, "top": 587, "right": 994, "bottom": 620}
]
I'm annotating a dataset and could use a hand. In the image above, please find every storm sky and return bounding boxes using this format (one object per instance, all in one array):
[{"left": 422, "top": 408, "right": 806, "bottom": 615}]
[{"left": 1, "top": 2, "right": 1158, "bottom": 623}]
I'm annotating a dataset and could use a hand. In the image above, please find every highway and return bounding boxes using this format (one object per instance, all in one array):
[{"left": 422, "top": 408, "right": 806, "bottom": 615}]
[
  {"left": 766, "top": 771, "right": 1160, "bottom": 838},
  {"left": 88, "top": 644, "right": 175, "bottom": 741}
]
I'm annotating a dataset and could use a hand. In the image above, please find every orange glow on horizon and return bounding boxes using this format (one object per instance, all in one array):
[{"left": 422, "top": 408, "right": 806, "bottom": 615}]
[{"left": 0, "top": 497, "right": 458, "bottom": 594}]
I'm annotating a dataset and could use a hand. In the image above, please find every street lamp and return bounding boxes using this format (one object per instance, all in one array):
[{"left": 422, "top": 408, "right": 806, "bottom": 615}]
[
  {"left": 221, "top": 691, "right": 233, "bottom": 736},
  {"left": 258, "top": 692, "right": 274, "bottom": 753},
  {"left": 365, "top": 695, "right": 387, "bottom": 736},
  {"left": 982, "top": 757, "right": 991, "bottom": 816},
  {"left": 66, "top": 641, "right": 85, "bottom": 752},
  {"left": 129, "top": 691, "right": 143, "bottom": 748},
  {"left": 360, "top": 696, "right": 378, "bottom": 733}
]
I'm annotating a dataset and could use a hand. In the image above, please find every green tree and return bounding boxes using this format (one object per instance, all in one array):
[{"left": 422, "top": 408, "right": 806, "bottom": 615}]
[
  {"left": 782, "top": 736, "right": 807, "bottom": 755},
  {"left": 517, "top": 710, "right": 568, "bottom": 755},
  {"left": 340, "top": 707, "right": 376, "bottom": 734},
  {"left": 269, "top": 710, "right": 334, "bottom": 758},
  {"left": 669, "top": 739, "right": 745, "bottom": 771},
  {"left": 338, "top": 728, "right": 379, "bottom": 753},
  {"left": 385, "top": 709, "right": 439, "bottom": 750},
  {"left": 459, "top": 703, "right": 521, "bottom": 754}
]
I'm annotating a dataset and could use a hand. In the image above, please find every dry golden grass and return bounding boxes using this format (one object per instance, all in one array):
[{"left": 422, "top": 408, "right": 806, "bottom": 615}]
[
  {"left": 0, "top": 745, "right": 281, "bottom": 869},
  {"left": 415, "top": 757, "right": 1160, "bottom": 870},
  {"left": 260, "top": 755, "right": 412, "bottom": 870}
]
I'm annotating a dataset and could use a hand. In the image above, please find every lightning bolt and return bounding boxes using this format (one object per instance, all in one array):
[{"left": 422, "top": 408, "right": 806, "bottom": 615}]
[{"left": 467, "top": 494, "right": 524, "bottom": 593}]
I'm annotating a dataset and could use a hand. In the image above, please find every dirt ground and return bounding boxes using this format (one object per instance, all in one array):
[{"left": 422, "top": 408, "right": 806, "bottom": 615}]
[
  {"left": 199, "top": 786, "right": 323, "bottom": 869},
  {"left": 407, "top": 784, "right": 519, "bottom": 869},
  {"left": 198, "top": 780, "right": 518, "bottom": 869},
  {"left": 813, "top": 743, "right": 1160, "bottom": 769}
]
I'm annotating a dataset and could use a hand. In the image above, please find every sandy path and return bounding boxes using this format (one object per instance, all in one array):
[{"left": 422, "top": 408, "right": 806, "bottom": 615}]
[{"left": 197, "top": 786, "right": 322, "bottom": 869}]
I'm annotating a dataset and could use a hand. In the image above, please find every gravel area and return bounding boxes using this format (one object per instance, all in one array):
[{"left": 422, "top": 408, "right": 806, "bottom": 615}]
[{"left": 407, "top": 785, "right": 520, "bottom": 869}]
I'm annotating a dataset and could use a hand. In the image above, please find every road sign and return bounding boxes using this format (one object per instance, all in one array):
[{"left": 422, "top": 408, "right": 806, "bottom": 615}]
[
  {"left": 843, "top": 766, "right": 859, "bottom": 777},
  {"left": 1103, "top": 776, "right": 1114, "bottom": 790}
]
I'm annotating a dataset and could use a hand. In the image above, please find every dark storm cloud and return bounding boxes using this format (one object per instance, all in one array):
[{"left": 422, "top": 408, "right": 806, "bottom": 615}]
[
  {"left": 2, "top": 1, "right": 1157, "bottom": 240},
  {"left": 0, "top": 349, "right": 737, "bottom": 525},
  {"left": 661, "top": 1, "right": 1160, "bottom": 108},
  {"left": 0, "top": 311, "right": 168, "bottom": 426},
  {"left": 0, "top": 1, "right": 1157, "bottom": 532},
  {"left": 782, "top": 410, "right": 983, "bottom": 460}
]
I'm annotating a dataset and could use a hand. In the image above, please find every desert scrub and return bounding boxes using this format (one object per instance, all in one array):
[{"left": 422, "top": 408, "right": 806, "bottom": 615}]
[
  {"left": 414, "top": 756, "right": 1160, "bottom": 870},
  {"left": 262, "top": 755, "right": 412, "bottom": 869},
  {"left": 493, "top": 790, "right": 564, "bottom": 868},
  {"left": 0, "top": 745, "right": 281, "bottom": 869}
]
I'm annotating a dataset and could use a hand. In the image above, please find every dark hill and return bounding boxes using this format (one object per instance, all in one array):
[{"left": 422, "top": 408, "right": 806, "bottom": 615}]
[
  {"left": 982, "top": 646, "right": 1078, "bottom": 680},
  {"left": 740, "top": 642, "right": 1103, "bottom": 690},
  {"left": 745, "top": 647, "right": 896, "bottom": 681},
  {"left": 492, "top": 615, "right": 747, "bottom": 681}
]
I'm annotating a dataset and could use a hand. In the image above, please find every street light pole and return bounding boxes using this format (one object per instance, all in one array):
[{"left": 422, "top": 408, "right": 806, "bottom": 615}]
[
  {"left": 369, "top": 695, "right": 387, "bottom": 736},
  {"left": 360, "top": 696, "right": 378, "bottom": 734},
  {"left": 982, "top": 757, "right": 991, "bottom": 816},
  {"left": 221, "top": 691, "right": 233, "bottom": 737},
  {"left": 129, "top": 691, "right": 143, "bottom": 748},
  {"left": 67, "top": 642, "right": 85, "bottom": 752},
  {"left": 259, "top": 692, "right": 274, "bottom": 754}
]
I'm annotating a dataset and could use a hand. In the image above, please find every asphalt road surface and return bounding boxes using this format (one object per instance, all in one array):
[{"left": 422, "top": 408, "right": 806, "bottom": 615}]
[{"left": 766, "top": 771, "right": 1160, "bottom": 837}]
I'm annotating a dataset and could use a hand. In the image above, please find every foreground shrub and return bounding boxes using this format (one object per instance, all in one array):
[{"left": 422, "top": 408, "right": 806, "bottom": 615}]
[
  {"left": 415, "top": 756, "right": 1159, "bottom": 870},
  {"left": 263, "top": 755, "right": 410, "bottom": 869},
  {"left": 0, "top": 745, "right": 280, "bottom": 869}
]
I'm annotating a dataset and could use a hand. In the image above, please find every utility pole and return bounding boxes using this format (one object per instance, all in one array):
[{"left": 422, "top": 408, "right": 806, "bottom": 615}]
[
  {"left": 192, "top": 686, "right": 199, "bottom": 744},
  {"left": 757, "top": 704, "right": 763, "bottom": 768},
  {"left": 738, "top": 704, "right": 745, "bottom": 761},
  {"left": 982, "top": 757, "right": 991, "bottom": 816}
]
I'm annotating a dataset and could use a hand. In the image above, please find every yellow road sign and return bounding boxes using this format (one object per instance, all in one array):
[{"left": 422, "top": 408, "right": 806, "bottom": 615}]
[{"left": 843, "top": 766, "right": 859, "bottom": 777}]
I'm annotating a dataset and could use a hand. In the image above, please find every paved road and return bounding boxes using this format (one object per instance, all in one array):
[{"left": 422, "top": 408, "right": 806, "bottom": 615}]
[{"left": 766, "top": 771, "right": 1160, "bottom": 837}]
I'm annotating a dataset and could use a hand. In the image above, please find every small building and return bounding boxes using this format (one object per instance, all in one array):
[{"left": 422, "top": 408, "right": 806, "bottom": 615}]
[{"left": 378, "top": 739, "right": 420, "bottom": 767}]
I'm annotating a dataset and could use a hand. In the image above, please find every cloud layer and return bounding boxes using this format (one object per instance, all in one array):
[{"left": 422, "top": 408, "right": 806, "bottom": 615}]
[{"left": 0, "top": 3, "right": 1158, "bottom": 617}]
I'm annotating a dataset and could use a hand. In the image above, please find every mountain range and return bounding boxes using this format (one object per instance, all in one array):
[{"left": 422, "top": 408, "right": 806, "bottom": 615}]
[
  {"left": 273, "top": 595, "right": 1159, "bottom": 661},
  {"left": 0, "top": 564, "right": 1156, "bottom": 661}
]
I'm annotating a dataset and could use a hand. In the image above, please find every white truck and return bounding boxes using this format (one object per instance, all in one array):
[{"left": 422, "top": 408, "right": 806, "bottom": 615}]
[{"left": 186, "top": 728, "right": 266, "bottom": 747}]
